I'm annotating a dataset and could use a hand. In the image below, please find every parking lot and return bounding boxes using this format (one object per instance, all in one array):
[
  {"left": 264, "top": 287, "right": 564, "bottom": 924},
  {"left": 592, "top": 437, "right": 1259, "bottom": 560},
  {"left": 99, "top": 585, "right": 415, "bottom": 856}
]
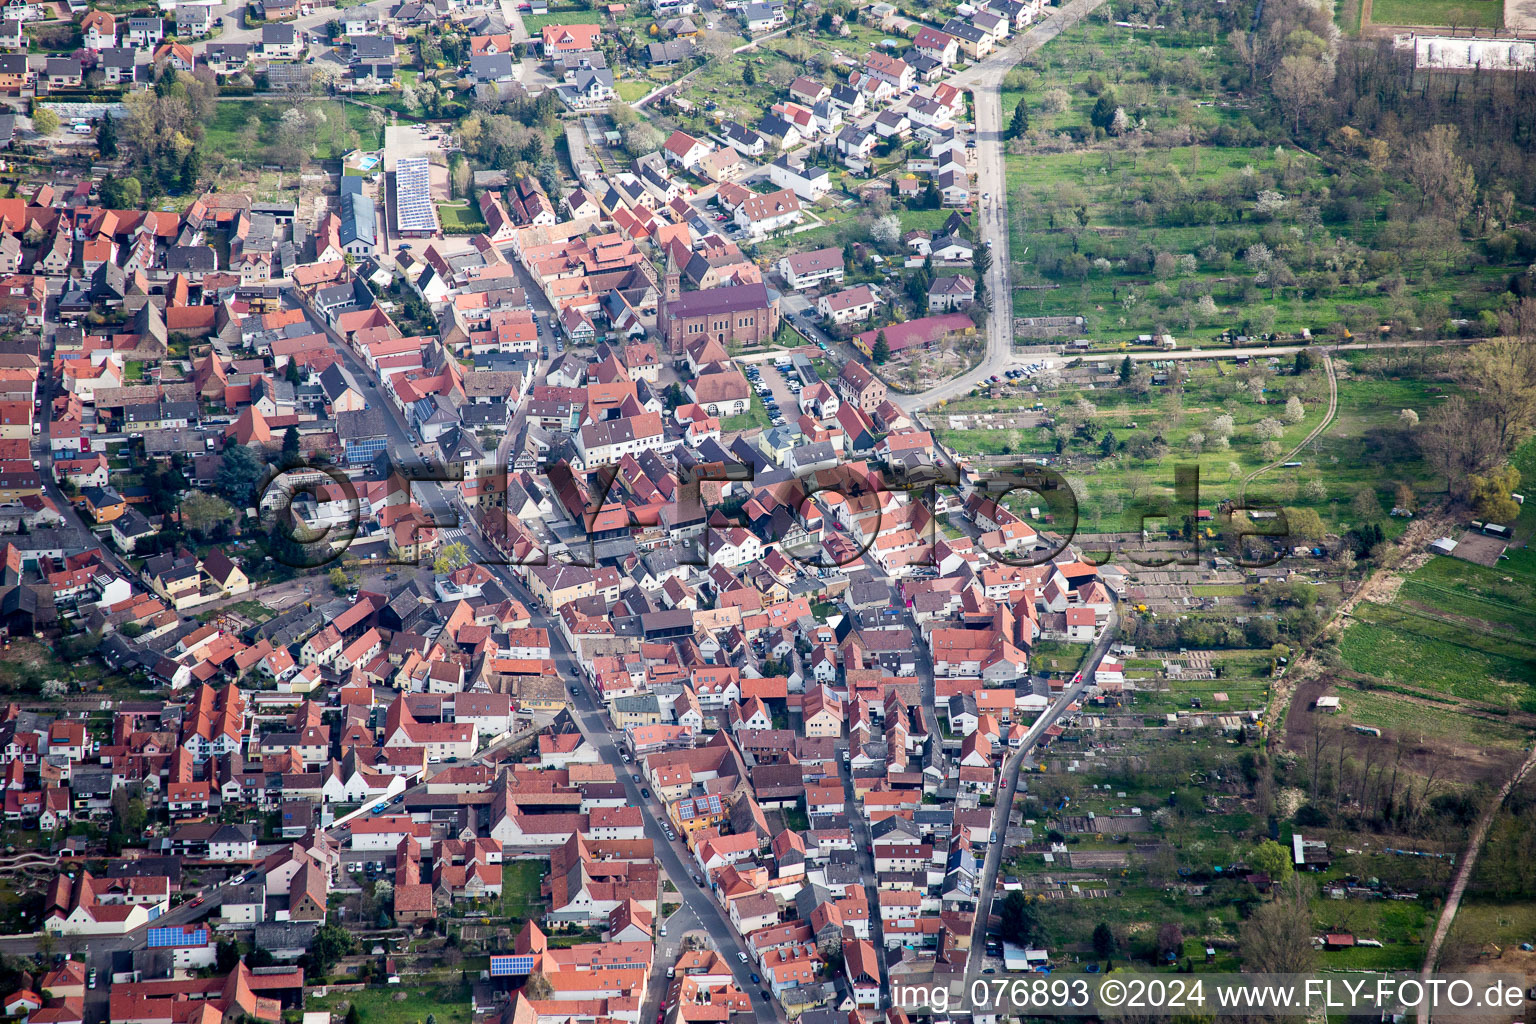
[
  {"left": 968, "top": 356, "right": 1057, "bottom": 395},
  {"left": 745, "top": 360, "right": 803, "bottom": 428}
]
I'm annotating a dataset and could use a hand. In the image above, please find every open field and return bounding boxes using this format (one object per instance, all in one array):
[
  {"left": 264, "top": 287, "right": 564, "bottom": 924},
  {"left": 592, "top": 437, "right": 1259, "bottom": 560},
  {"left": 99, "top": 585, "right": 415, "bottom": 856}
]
[
  {"left": 1001, "top": 19, "right": 1527, "bottom": 342},
  {"left": 1367, "top": 0, "right": 1501, "bottom": 25},
  {"left": 1339, "top": 552, "right": 1536, "bottom": 711},
  {"left": 1327, "top": 686, "right": 1533, "bottom": 749},
  {"left": 950, "top": 357, "right": 1439, "bottom": 537},
  {"left": 204, "top": 100, "right": 379, "bottom": 166},
  {"left": 519, "top": 11, "right": 601, "bottom": 30}
]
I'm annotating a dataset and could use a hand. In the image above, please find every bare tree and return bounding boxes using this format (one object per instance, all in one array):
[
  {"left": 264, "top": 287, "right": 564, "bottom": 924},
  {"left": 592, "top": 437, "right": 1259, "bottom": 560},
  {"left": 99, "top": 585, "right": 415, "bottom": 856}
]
[
  {"left": 1419, "top": 395, "right": 1502, "bottom": 491},
  {"left": 1272, "top": 55, "right": 1329, "bottom": 134},
  {"left": 1240, "top": 875, "right": 1319, "bottom": 973}
]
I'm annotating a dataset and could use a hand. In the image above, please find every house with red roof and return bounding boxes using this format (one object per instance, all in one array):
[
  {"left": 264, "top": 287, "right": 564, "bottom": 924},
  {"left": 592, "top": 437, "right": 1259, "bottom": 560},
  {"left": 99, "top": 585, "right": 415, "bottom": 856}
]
[{"left": 540, "top": 23, "right": 601, "bottom": 53}]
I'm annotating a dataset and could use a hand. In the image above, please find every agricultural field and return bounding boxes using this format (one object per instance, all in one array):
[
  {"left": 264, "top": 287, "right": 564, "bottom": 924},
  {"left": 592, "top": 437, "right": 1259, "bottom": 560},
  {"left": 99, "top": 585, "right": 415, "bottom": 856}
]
[
  {"left": 1339, "top": 551, "right": 1536, "bottom": 711},
  {"left": 1366, "top": 0, "right": 1502, "bottom": 27},
  {"left": 942, "top": 355, "right": 1443, "bottom": 538}
]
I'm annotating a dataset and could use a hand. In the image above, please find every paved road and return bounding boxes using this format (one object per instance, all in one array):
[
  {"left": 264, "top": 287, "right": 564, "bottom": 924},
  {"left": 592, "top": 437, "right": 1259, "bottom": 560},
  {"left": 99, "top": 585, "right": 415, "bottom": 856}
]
[
  {"left": 894, "top": 0, "right": 1109, "bottom": 413},
  {"left": 961, "top": 610, "right": 1118, "bottom": 996},
  {"left": 447, "top": 522, "right": 782, "bottom": 1024}
]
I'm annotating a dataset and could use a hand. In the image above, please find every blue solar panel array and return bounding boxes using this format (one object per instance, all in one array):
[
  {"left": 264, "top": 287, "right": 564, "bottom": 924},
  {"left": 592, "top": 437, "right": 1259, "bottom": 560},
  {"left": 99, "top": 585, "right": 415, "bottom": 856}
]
[
  {"left": 394, "top": 157, "right": 440, "bottom": 235},
  {"left": 676, "top": 794, "right": 722, "bottom": 821},
  {"left": 489, "top": 955, "right": 536, "bottom": 977},
  {"left": 148, "top": 926, "right": 207, "bottom": 948}
]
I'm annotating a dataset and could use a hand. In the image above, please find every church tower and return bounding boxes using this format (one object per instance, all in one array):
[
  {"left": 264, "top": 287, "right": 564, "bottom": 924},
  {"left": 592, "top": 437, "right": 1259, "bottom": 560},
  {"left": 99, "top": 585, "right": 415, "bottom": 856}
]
[{"left": 662, "top": 246, "right": 682, "bottom": 353}]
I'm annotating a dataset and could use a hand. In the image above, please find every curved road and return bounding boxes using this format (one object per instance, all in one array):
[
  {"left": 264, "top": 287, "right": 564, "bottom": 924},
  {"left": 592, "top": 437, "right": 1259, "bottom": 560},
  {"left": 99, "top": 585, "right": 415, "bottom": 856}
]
[{"left": 1238, "top": 352, "right": 1337, "bottom": 507}]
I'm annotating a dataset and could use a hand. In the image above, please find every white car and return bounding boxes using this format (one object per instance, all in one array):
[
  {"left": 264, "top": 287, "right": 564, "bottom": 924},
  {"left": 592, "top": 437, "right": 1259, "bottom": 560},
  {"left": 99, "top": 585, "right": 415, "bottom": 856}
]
[{"left": 737, "top": 952, "right": 749, "bottom": 963}]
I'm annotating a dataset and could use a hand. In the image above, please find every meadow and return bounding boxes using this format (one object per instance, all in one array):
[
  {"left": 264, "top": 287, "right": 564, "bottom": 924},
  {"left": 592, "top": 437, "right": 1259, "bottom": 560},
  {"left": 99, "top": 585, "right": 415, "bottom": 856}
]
[
  {"left": 938, "top": 356, "right": 1440, "bottom": 538},
  {"left": 203, "top": 100, "right": 382, "bottom": 166},
  {"left": 1367, "top": 0, "right": 1502, "bottom": 27},
  {"left": 1339, "top": 552, "right": 1536, "bottom": 712}
]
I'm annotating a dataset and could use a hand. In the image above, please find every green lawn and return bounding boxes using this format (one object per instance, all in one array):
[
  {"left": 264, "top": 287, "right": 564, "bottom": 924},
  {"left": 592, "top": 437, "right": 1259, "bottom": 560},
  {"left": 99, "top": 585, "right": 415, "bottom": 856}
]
[
  {"left": 1339, "top": 551, "right": 1536, "bottom": 711},
  {"left": 1030, "top": 640, "right": 1089, "bottom": 675},
  {"left": 722, "top": 391, "right": 772, "bottom": 432},
  {"left": 437, "top": 202, "right": 488, "bottom": 232},
  {"left": 500, "top": 858, "right": 547, "bottom": 919},
  {"left": 1368, "top": 0, "right": 1501, "bottom": 25},
  {"left": 520, "top": 11, "right": 601, "bottom": 30},
  {"left": 196, "top": 599, "right": 277, "bottom": 624},
  {"left": 615, "top": 79, "right": 649, "bottom": 102},
  {"left": 307, "top": 983, "right": 472, "bottom": 1024}
]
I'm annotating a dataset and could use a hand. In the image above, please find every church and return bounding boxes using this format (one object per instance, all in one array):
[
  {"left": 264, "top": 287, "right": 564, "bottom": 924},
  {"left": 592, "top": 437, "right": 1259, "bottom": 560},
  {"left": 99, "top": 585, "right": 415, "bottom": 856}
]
[{"left": 658, "top": 251, "right": 780, "bottom": 355}]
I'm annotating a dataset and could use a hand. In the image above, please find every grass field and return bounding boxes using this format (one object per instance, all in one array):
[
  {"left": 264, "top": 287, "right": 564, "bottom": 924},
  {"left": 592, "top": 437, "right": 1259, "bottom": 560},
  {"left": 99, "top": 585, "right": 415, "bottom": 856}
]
[
  {"left": 307, "top": 983, "right": 472, "bottom": 1024},
  {"left": 437, "top": 201, "right": 488, "bottom": 232},
  {"left": 499, "top": 858, "right": 546, "bottom": 919},
  {"left": 1030, "top": 640, "right": 1089, "bottom": 675},
  {"left": 203, "top": 100, "right": 378, "bottom": 166},
  {"left": 1340, "top": 552, "right": 1536, "bottom": 711},
  {"left": 519, "top": 11, "right": 602, "bottom": 30},
  {"left": 1332, "top": 687, "right": 1531, "bottom": 747},
  {"left": 1001, "top": 20, "right": 1522, "bottom": 341},
  {"left": 1445, "top": 900, "right": 1536, "bottom": 947},
  {"left": 615, "top": 79, "right": 649, "bottom": 102},
  {"left": 1368, "top": 0, "right": 1501, "bottom": 26}
]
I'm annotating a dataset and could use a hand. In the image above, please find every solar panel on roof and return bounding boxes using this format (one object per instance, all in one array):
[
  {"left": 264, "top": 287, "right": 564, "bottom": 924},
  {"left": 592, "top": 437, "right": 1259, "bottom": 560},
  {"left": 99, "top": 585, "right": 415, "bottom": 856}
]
[
  {"left": 394, "top": 156, "right": 440, "bottom": 234},
  {"left": 489, "top": 954, "right": 536, "bottom": 976},
  {"left": 148, "top": 926, "right": 207, "bottom": 947}
]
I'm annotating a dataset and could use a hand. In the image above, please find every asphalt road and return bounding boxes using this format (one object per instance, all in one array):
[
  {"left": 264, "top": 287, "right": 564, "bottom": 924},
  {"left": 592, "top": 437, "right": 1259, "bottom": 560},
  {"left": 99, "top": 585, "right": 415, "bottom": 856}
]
[
  {"left": 445, "top": 521, "right": 782, "bottom": 1024},
  {"left": 892, "top": 0, "right": 1111, "bottom": 413},
  {"left": 961, "top": 610, "right": 1119, "bottom": 996}
]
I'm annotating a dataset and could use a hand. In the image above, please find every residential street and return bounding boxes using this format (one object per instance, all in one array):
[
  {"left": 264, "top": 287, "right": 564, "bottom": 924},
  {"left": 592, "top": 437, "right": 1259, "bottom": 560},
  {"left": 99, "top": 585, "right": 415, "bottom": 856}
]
[
  {"left": 961, "top": 610, "right": 1118, "bottom": 995},
  {"left": 447, "top": 523, "right": 785, "bottom": 1024},
  {"left": 896, "top": 0, "right": 1110, "bottom": 413}
]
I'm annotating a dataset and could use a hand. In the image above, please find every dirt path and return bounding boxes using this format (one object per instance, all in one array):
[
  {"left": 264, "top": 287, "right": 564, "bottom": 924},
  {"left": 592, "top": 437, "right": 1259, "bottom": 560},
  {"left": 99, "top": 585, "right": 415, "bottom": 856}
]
[
  {"left": 1421, "top": 743, "right": 1536, "bottom": 986},
  {"left": 1266, "top": 503, "right": 1449, "bottom": 750},
  {"left": 1240, "top": 353, "right": 1337, "bottom": 507}
]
